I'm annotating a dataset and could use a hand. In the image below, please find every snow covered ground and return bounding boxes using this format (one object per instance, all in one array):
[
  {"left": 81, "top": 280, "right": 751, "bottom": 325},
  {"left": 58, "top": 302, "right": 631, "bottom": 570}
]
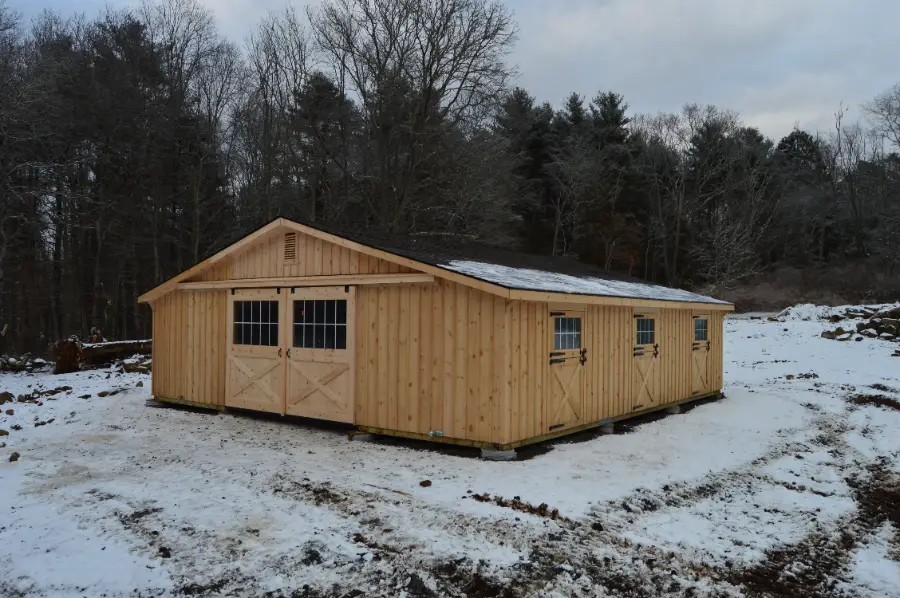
[{"left": 2, "top": 306, "right": 900, "bottom": 597}]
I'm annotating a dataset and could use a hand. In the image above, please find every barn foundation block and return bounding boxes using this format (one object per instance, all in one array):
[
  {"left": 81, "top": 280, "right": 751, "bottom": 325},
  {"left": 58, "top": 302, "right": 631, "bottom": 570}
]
[
  {"left": 481, "top": 448, "right": 517, "bottom": 461},
  {"left": 666, "top": 405, "right": 681, "bottom": 415}
]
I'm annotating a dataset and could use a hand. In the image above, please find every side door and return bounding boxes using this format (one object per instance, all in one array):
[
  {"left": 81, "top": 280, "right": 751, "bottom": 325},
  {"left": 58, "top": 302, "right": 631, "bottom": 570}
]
[
  {"left": 632, "top": 310, "right": 660, "bottom": 411},
  {"left": 692, "top": 313, "right": 711, "bottom": 396},
  {"left": 226, "top": 289, "right": 286, "bottom": 413},
  {"left": 285, "top": 286, "right": 356, "bottom": 423},
  {"left": 547, "top": 309, "right": 586, "bottom": 431}
]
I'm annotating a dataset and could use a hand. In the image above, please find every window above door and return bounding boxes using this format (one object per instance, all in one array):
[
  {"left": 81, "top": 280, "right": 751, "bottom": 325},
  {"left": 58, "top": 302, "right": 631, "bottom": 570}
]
[
  {"left": 636, "top": 317, "right": 655, "bottom": 346},
  {"left": 553, "top": 316, "right": 582, "bottom": 350},
  {"left": 293, "top": 299, "right": 348, "bottom": 350},
  {"left": 694, "top": 317, "right": 708, "bottom": 341},
  {"left": 233, "top": 300, "right": 280, "bottom": 346}
]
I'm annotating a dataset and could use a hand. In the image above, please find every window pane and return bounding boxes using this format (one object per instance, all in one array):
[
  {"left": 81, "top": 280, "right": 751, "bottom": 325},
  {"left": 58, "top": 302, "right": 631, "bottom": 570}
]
[
  {"left": 574, "top": 318, "right": 581, "bottom": 334},
  {"left": 313, "top": 324, "right": 324, "bottom": 348},
  {"left": 326, "top": 300, "right": 336, "bottom": 324},
  {"left": 336, "top": 300, "right": 347, "bottom": 324},
  {"left": 336, "top": 325, "right": 347, "bottom": 349},
  {"left": 574, "top": 332, "right": 581, "bottom": 349},
  {"left": 249, "top": 323, "right": 259, "bottom": 345},
  {"left": 234, "top": 323, "right": 243, "bottom": 344},
  {"left": 313, "top": 300, "right": 324, "bottom": 323},
  {"left": 325, "top": 325, "right": 336, "bottom": 349}
]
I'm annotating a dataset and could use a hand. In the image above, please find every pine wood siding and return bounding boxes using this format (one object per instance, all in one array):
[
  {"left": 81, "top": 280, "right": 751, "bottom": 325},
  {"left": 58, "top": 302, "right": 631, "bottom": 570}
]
[
  {"left": 147, "top": 222, "right": 729, "bottom": 448},
  {"left": 188, "top": 230, "right": 409, "bottom": 282},
  {"left": 151, "top": 289, "right": 227, "bottom": 407},
  {"left": 504, "top": 304, "right": 725, "bottom": 445},
  {"left": 354, "top": 279, "right": 509, "bottom": 445}
]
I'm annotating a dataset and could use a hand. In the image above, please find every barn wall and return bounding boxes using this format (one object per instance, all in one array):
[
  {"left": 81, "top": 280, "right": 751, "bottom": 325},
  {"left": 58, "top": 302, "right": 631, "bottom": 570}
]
[
  {"left": 151, "top": 289, "right": 227, "bottom": 407},
  {"left": 189, "top": 230, "right": 409, "bottom": 282},
  {"left": 354, "top": 278, "right": 510, "bottom": 445},
  {"left": 506, "top": 303, "right": 726, "bottom": 445},
  {"left": 710, "top": 311, "right": 725, "bottom": 390},
  {"left": 584, "top": 305, "right": 635, "bottom": 421}
]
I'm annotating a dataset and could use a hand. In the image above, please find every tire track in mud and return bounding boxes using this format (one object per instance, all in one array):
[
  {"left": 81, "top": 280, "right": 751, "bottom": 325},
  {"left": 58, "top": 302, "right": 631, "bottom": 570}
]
[{"left": 588, "top": 409, "right": 855, "bottom": 532}]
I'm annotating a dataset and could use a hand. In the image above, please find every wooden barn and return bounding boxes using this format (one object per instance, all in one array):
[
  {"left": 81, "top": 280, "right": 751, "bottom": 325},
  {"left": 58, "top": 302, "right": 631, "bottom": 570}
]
[{"left": 138, "top": 218, "right": 733, "bottom": 453}]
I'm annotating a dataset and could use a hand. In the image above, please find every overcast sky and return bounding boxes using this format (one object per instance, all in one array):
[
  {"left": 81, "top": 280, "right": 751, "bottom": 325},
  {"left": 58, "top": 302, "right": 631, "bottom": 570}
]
[{"left": 8, "top": 0, "right": 898, "bottom": 140}]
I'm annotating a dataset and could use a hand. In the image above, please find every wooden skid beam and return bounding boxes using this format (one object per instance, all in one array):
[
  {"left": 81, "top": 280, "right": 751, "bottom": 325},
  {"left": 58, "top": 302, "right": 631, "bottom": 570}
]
[
  {"left": 177, "top": 273, "right": 434, "bottom": 291},
  {"left": 359, "top": 390, "right": 725, "bottom": 451},
  {"left": 151, "top": 394, "right": 225, "bottom": 411}
]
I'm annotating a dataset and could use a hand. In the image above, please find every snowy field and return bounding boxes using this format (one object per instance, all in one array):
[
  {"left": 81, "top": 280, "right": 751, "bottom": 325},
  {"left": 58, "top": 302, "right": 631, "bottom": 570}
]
[{"left": 2, "top": 306, "right": 900, "bottom": 597}]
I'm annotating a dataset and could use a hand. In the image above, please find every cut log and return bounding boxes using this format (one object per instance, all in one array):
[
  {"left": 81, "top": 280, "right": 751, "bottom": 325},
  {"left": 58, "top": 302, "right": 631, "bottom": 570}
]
[
  {"left": 52, "top": 337, "right": 152, "bottom": 373},
  {"left": 81, "top": 340, "right": 152, "bottom": 367}
]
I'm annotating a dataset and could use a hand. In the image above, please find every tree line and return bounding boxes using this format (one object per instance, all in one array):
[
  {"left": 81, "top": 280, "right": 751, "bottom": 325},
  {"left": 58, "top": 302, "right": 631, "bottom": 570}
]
[{"left": 1, "top": 0, "right": 899, "bottom": 353}]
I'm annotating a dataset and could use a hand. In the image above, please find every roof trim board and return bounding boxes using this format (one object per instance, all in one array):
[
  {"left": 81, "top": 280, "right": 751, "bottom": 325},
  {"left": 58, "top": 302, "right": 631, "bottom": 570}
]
[{"left": 139, "top": 217, "right": 734, "bottom": 311}]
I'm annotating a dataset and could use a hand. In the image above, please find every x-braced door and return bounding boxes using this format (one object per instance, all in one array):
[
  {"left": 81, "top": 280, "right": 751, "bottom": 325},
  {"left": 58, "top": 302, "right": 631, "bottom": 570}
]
[
  {"left": 226, "top": 289, "right": 286, "bottom": 413},
  {"left": 632, "top": 311, "right": 660, "bottom": 411},
  {"left": 285, "top": 287, "right": 355, "bottom": 423},
  {"left": 692, "top": 314, "right": 711, "bottom": 396},
  {"left": 547, "top": 310, "right": 586, "bottom": 431}
]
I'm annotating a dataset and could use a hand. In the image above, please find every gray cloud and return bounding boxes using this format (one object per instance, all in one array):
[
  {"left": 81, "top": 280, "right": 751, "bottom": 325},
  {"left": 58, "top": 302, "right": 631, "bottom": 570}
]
[{"left": 10, "top": 0, "right": 899, "bottom": 139}]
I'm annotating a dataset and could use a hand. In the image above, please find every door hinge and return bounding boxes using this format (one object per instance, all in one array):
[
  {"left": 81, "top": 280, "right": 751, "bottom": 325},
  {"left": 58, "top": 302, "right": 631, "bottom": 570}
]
[{"left": 549, "top": 358, "right": 566, "bottom": 365}]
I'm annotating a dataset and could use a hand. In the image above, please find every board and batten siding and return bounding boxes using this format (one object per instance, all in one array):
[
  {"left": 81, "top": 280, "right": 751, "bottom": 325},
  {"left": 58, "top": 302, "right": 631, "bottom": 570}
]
[
  {"left": 354, "top": 279, "right": 510, "bottom": 445},
  {"left": 151, "top": 289, "right": 227, "bottom": 407},
  {"left": 191, "top": 231, "right": 410, "bottom": 282},
  {"left": 148, "top": 225, "right": 727, "bottom": 447},
  {"left": 504, "top": 304, "right": 726, "bottom": 445}
]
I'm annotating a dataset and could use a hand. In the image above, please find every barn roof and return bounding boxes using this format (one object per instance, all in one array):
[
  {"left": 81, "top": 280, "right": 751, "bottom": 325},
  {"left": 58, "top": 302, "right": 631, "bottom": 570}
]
[
  {"left": 326, "top": 228, "right": 731, "bottom": 306},
  {"left": 139, "top": 218, "right": 733, "bottom": 310}
]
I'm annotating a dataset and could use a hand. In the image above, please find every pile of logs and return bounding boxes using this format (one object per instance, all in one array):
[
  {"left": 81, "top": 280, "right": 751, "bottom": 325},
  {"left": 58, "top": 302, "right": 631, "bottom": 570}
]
[
  {"left": 821, "top": 305, "right": 900, "bottom": 343},
  {"left": 51, "top": 337, "right": 152, "bottom": 374}
]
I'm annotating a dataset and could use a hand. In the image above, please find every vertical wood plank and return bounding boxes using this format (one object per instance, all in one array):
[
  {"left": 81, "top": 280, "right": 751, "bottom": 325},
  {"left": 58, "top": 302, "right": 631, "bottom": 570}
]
[
  {"left": 398, "top": 286, "right": 410, "bottom": 430},
  {"left": 387, "top": 285, "right": 400, "bottom": 430},
  {"left": 409, "top": 286, "right": 421, "bottom": 433},
  {"left": 491, "top": 296, "right": 507, "bottom": 444},
  {"left": 453, "top": 284, "right": 468, "bottom": 439}
]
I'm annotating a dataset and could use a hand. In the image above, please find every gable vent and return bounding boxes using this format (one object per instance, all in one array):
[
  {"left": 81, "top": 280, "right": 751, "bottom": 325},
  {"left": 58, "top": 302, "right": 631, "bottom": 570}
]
[{"left": 284, "top": 232, "right": 297, "bottom": 262}]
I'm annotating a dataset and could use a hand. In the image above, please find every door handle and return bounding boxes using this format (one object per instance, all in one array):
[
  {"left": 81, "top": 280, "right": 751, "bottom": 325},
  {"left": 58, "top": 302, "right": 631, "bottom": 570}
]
[
  {"left": 278, "top": 348, "right": 283, "bottom": 358},
  {"left": 579, "top": 348, "right": 587, "bottom": 365},
  {"left": 653, "top": 344, "right": 659, "bottom": 358},
  {"left": 286, "top": 348, "right": 291, "bottom": 358},
  {"left": 706, "top": 340, "right": 711, "bottom": 351}
]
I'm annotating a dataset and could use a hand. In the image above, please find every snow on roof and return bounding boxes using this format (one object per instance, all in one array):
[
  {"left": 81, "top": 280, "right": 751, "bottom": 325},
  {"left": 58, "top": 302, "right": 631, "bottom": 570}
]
[{"left": 443, "top": 260, "right": 730, "bottom": 305}]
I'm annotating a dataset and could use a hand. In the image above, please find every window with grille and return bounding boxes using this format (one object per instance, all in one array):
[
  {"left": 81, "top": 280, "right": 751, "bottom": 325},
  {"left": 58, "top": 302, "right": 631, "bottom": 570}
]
[
  {"left": 553, "top": 317, "right": 582, "bottom": 350},
  {"left": 636, "top": 318, "right": 655, "bottom": 345},
  {"left": 293, "top": 300, "right": 347, "bottom": 349},
  {"left": 233, "top": 301, "right": 279, "bottom": 346},
  {"left": 694, "top": 318, "right": 708, "bottom": 342}
]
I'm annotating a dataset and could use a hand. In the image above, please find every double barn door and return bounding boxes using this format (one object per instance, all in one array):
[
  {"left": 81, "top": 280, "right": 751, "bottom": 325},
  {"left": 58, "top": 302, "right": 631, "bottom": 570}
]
[{"left": 225, "top": 287, "right": 355, "bottom": 422}]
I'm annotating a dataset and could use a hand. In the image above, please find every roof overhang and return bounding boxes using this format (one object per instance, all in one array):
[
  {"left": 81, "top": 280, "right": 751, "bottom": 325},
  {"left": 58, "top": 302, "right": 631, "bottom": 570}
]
[{"left": 138, "top": 217, "right": 734, "bottom": 311}]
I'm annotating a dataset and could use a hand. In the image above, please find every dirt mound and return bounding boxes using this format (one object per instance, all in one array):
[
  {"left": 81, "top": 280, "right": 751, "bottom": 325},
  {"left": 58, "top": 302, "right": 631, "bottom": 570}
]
[{"left": 849, "top": 394, "right": 900, "bottom": 411}]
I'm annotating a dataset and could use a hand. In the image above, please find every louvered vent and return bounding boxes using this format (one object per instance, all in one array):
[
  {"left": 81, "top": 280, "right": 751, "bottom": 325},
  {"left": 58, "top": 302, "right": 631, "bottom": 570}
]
[{"left": 284, "top": 232, "right": 297, "bottom": 262}]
